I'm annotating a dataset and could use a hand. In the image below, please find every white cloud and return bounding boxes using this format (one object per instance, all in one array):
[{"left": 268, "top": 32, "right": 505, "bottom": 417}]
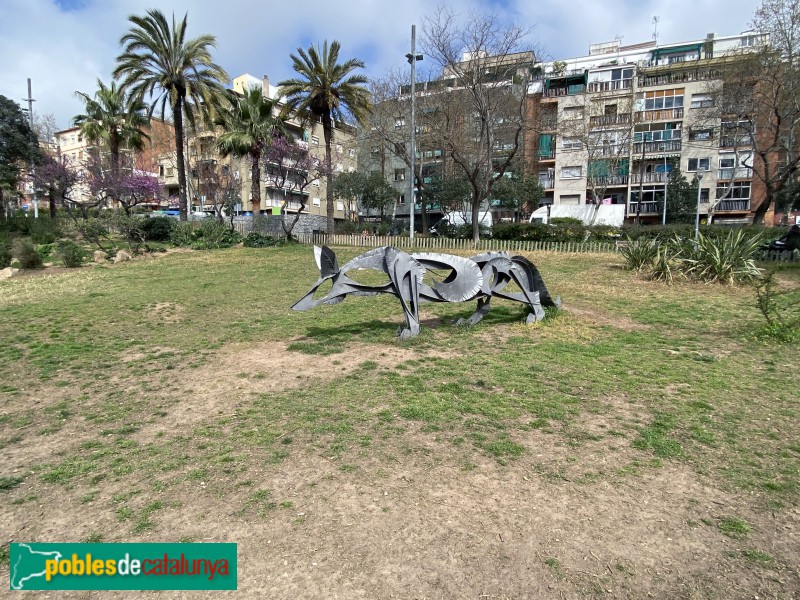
[{"left": 0, "top": 0, "right": 761, "bottom": 131}]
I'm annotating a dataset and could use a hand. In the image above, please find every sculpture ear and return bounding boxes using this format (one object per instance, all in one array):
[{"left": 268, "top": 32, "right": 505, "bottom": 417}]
[{"left": 314, "top": 245, "right": 339, "bottom": 277}]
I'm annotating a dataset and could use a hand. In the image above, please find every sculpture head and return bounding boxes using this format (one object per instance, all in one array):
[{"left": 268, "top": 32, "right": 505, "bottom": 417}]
[{"left": 291, "top": 246, "right": 344, "bottom": 311}]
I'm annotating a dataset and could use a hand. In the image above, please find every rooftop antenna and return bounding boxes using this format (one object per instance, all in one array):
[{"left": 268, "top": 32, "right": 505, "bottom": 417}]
[{"left": 652, "top": 16, "right": 660, "bottom": 46}]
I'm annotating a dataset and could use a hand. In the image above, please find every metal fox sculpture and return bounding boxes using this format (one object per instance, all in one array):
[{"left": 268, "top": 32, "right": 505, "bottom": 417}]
[{"left": 292, "top": 245, "right": 561, "bottom": 339}]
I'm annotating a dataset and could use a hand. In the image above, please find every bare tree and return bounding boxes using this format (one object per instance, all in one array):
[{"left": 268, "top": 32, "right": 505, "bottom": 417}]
[
  {"left": 556, "top": 91, "right": 636, "bottom": 208},
  {"left": 420, "top": 7, "right": 536, "bottom": 242}
]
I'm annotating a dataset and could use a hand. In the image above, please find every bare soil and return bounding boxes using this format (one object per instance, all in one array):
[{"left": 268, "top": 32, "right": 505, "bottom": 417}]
[{"left": 1, "top": 332, "right": 798, "bottom": 599}]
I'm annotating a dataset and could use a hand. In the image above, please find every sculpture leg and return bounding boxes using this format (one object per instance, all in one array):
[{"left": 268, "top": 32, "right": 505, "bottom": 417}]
[{"left": 454, "top": 297, "right": 491, "bottom": 327}]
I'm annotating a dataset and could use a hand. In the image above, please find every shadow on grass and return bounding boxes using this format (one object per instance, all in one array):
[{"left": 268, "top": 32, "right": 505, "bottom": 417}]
[{"left": 288, "top": 319, "right": 402, "bottom": 355}]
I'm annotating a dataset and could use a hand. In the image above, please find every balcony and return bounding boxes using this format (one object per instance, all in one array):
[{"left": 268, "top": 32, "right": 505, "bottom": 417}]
[
  {"left": 539, "top": 177, "right": 555, "bottom": 189},
  {"left": 542, "top": 86, "right": 585, "bottom": 98},
  {"left": 592, "top": 144, "right": 629, "bottom": 157},
  {"left": 633, "top": 140, "right": 682, "bottom": 154},
  {"left": 637, "top": 67, "right": 723, "bottom": 88},
  {"left": 720, "top": 137, "right": 752, "bottom": 149},
  {"left": 539, "top": 117, "right": 557, "bottom": 131},
  {"left": 715, "top": 199, "right": 751, "bottom": 211},
  {"left": 589, "top": 114, "right": 632, "bottom": 127},
  {"left": 628, "top": 201, "right": 660, "bottom": 214},
  {"left": 636, "top": 108, "right": 684, "bottom": 122},
  {"left": 718, "top": 167, "right": 753, "bottom": 180},
  {"left": 537, "top": 149, "right": 556, "bottom": 160},
  {"left": 587, "top": 79, "right": 632, "bottom": 93},
  {"left": 631, "top": 172, "right": 668, "bottom": 184},
  {"left": 592, "top": 175, "right": 629, "bottom": 186}
]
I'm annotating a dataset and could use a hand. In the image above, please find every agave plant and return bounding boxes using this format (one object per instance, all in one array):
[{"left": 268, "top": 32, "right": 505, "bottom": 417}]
[
  {"left": 682, "top": 230, "right": 763, "bottom": 284},
  {"left": 649, "top": 239, "right": 684, "bottom": 284},
  {"left": 619, "top": 236, "right": 659, "bottom": 271}
]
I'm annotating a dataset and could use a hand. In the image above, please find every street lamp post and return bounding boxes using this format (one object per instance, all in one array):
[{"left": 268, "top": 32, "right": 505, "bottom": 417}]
[
  {"left": 694, "top": 172, "right": 704, "bottom": 247},
  {"left": 24, "top": 78, "right": 39, "bottom": 220},
  {"left": 406, "top": 25, "right": 422, "bottom": 240}
]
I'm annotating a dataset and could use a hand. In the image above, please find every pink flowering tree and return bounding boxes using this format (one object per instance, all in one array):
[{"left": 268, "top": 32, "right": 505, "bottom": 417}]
[{"left": 263, "top": 137, "right": 330, "bottom": 239}]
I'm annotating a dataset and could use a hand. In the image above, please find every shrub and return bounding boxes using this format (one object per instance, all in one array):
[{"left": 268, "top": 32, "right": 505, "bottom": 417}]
[
  {"left": 57, "top": 241, "right": 88, "bottom": 268},
  {"left": 243, "top": 232, "right": 285, "bottom": 248},
  {"left": 115, "top": 215, "right": 147, "bottom": 254},
  {"left": 35, "top": 243, "right": 54, "bottom": 260},
  {"left": 549, "top": 216, "right": 584, "bottom": 225},
  {"left": 0, "top": 236, "right": 11, "bottom": 269},
  {"left": 13, "top": 239, "right": 44, "bottom": 269},
  {"left": 754, "top": 271, "right": 800, "bottom": 342},
  {"left": 192, "top": 220, "right": 241, "bottom": 249},
  {"left": 619, "top": 237, "right": 659, "bottom": 271},
  {"left": 170, "top": 222, "right": 195, "bottom": 247},
  {"left": 78, "top": 218, "right": 111, "bottom": 249},
  {"left": 141, "top": 216, "right": 175, "bottom": 241},
  {"left": 29, "top": 219, "right": 61, "bottom": 244}
]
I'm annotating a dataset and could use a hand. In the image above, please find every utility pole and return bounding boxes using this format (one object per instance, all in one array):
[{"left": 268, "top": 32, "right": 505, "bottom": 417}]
[
  {"left": 662, "top": 156, "right": 668, "bottom": 225},
  {"left": 406, "top": 25, "right": 423, "bottom": 240},
  {"left": 24, "top": 78, "right": 39, "bottom": 220}
]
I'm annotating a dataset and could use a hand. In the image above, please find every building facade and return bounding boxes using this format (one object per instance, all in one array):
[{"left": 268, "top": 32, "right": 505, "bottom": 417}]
[{"left": 529, "top": 31, "right": 772, "bottom": 224}]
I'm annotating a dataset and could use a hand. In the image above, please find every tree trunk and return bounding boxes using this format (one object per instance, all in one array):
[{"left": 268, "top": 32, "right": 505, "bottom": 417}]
[
  {"left": 250, "top": 153, "right": 261, "bottom": 214},
  {"left": 49, "top": 190, "right": 56, "bottom": 219},
  {"left": 322, "top": 113, "right": 335, "bottom": 235},
  {"left": 472, "top": 193, "right": 481, "bottom": 245},
  {"left": 172, "top": 96, "right": 189, "bottom": 222}
]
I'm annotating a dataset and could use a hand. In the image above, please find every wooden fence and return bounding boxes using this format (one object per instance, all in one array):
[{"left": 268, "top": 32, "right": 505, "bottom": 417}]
[{"left": 293, "top": 233, "right": 620, "bottom": 254}]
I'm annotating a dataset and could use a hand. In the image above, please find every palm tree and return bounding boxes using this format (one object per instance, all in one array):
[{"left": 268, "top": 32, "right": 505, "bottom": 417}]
[
  {"left": 278, "top": 40, "right": 371, "bottom": 234},
  {"left": 113, "top": 9, "right": 229, "bottom": 221},
  {"left": 73, "top": 79, "right": 150, "bottom": 197},
  {"left": 215, "top": 87, "right": 288, "bottom": 214}
]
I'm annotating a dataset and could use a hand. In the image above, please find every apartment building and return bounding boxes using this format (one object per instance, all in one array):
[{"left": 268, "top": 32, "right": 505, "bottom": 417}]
[
  {"left": 55, "top": 118, "right": 174, "bottom": 208},
  {"left": 183, "top": 73, "right": 359, "bottom": 220},
  {"left": 530, "top": 31, "right": 770, "bottom": 224}
]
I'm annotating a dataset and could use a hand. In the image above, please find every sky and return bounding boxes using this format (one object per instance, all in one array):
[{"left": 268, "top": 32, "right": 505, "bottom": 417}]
[{"left": 0, "top": 0, "right": 762, "bottom": 132}]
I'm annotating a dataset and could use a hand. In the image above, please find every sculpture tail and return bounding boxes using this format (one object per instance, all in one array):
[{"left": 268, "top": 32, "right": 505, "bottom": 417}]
[{"left": 314, "top": 245, "right": 339, "bottom": 277}]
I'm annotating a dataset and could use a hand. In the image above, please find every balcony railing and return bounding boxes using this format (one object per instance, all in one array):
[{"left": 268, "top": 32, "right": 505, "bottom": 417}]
[
  {"left": 539, "top": 118, "right": 557, "bottom": 131},
  {"left": 718, "top": 167, "right": 753, "bottom": 180},
  {"left": 631, "top": 172, "right": 668, "bottom": 184},
  {"left": 589, "top": 114, "right": 632, "bottom": 127},
  {"left": 587, "top": 79, "right": 632, "bottom": 93},
  {"left": 591, "top": 175, "right": 629, "bottom": 186},
  {"left": 628, "top": 201, "right": 660, "bottom": 214},
  {"left": 715, "top": 199, "right": 751, "bottom": 211},
  {"left": 720, "top": 136, "right": 752, "bottom": 149},
  {"left": 637, "top": 68, "right": 723, "bottom": 87},
  {"left": 539, "top": 177, "right": 555, "bottom": 189},
  {"left": 537, "top": 149, "right": 556, "bottom": 159},
  {"left": 636, "top": 108, "right": 684, "bottom": 121},
  {"left": 592, "top": 144, "right": 629, "bottom": 157},
  {"left": 542, "top": 85, "right": 586, "bottom": 98},
  {"left": 633, "top": 140, "right": 682, "bottom": 154}
]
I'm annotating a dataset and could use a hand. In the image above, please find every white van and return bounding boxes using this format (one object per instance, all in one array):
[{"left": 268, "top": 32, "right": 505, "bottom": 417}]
[{"left": 430, "top": 211, "right": 493, "bottom": 235}]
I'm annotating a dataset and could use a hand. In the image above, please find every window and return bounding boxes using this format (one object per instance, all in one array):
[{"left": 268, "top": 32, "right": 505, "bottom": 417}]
[
  {"left": 604, "top": 104, "right": 617, "bottom": 115},
  {"left": 719, "top": 157, "right": 735, "bottom": 169},
  {"left": 312, "top": 179, "right": 320, "bottom": 187},
  {"left": 336, "top": 201, "right": 344, "bottom": 211},
  {"left": 638, "top": 88, "right": 685, "bottom": 112},
  {"left": 559, "top": 194, "right": 581, "bottom": 205},
  {"left": 687, "top": 158, "right": 710, "bottom": 171},
  {"left": 311, "top": 136, "right": 319, "bottom": 146},
  {"left": 689, "top": 128, "right": 713, "bottom": 141},
  {"left": 700, "top": 189, "right": 710, "bottom": 202},
  {"left": 611, "top": 68, "right": 633, "bottom": 81},
  {"left": 336, "top": 144, "right": 343, "bottom": 154},
  {"left": 690, "top": 94, "right": 714, "bottom": 109},
  {"left": 159, "top": 165, "right": 164, "bottom": 177},
  {"left": 394, "top": 168, "right": 406, "bottom": 181},
  {"left": 336, "top": 163, "right": 343, "bottom": 172},
  {"left": 716, "top": 181, "right": 751, "bottom": 199},
  {"left": 742, "top": 35, "right": 760, "bottom": 47},
  {"left": 312, "top": 197, "right": 321, "bottom": 207},
  {"left": 562, "top": 137, "right": 582, "bottom": 151},
  {"left": 561, "top": 166, "right": 582, "bottom": 179},
  {"left": 349, "top": 148, "right": 356, "bottom": 158},
  {"left": 397, "top": 194, "right": 405, "bottom": 205},
  {"left": 395, "top": 117, "right": 405, "bottom": 129}
]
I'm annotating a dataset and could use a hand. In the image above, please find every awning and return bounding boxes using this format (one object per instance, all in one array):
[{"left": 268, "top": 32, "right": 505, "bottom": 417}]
[{"left": 651, "top": 44, "right": 702, "bottom": 61}]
